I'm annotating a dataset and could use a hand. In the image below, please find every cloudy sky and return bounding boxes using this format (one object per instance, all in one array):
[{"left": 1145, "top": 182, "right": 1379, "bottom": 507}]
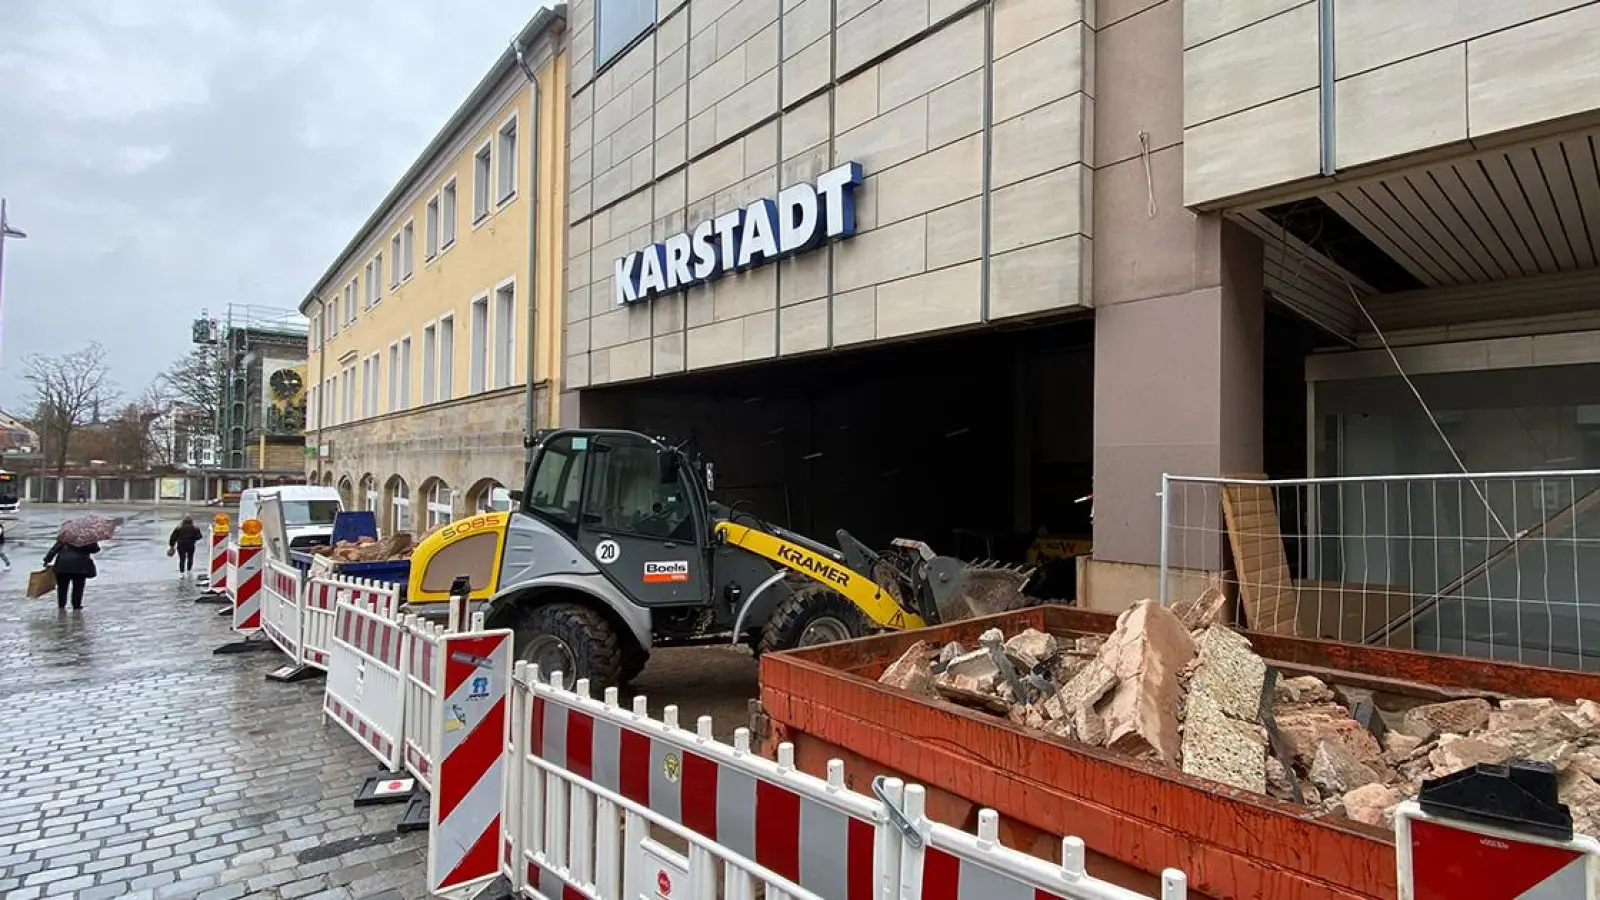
[{"left": 0, "top": 0, "right": 554, "bottom": 412}]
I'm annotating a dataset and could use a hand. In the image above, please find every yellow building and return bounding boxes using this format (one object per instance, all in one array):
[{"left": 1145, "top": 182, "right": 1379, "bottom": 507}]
[{"left": 301, "top": 7, "right": 567, "bottom": 534}]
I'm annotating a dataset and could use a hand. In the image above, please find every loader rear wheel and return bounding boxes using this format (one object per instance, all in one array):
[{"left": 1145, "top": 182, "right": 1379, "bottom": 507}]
[
  {"left": 758, "top": 586, "right": 871, "bottom": 655},
  {"left": 513, "top": 602, "right": 624, "bottom": 688}
]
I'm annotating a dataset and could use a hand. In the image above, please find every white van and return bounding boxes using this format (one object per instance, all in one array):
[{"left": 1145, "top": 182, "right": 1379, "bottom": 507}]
[{"left": 237, "top": 485, "right": 344, "bottom": 553}]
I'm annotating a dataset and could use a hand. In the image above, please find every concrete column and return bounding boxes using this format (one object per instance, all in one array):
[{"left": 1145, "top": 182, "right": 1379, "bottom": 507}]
[{"left": 1082, "top": 0, "right": 1266, "bottom": 610}]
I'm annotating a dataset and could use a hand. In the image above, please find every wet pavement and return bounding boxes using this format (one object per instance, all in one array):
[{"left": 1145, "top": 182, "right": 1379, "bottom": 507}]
[{"left": 0, "top": 506, "right": 430, "bottom": 899}]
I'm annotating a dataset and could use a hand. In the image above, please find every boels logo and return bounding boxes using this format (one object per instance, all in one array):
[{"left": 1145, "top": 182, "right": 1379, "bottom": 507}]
[{"left": 774, "top": 543, "right": 851, "bottom": 588}]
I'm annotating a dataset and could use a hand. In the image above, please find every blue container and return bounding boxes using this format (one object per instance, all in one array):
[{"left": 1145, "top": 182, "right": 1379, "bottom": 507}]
[
  {"left": 288, "top": 549, "right": 410, "bottom": 586},
  {"left": 330, "top": 511, "right": 379, "bottom": 546}
]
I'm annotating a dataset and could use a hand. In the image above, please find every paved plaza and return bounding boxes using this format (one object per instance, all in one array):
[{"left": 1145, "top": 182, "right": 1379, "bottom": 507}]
[{"left": 0, "top": 507, "right": 430, "bottom": 899}]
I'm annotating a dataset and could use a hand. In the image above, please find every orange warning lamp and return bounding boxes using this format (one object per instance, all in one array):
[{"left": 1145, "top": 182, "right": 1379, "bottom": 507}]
[
  {"left": 239, "top": 517, "right": 263, "bottom": 547},
  {"left": 213, "top": 513, "right": 230, "bottom": 535}
]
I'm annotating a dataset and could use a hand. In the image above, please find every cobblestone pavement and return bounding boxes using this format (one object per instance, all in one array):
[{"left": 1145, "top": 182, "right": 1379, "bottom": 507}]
[{"left": 0, "top": 508, "right": 431, "bottom": 899}]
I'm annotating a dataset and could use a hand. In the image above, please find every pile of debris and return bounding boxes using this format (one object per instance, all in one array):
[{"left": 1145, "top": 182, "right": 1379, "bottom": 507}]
[
  {"left": 878, "top": 596, "right": 1600, "bottom": 832},
  {"left": 311, "top": 531, "right": 416, "bottom": 563}
]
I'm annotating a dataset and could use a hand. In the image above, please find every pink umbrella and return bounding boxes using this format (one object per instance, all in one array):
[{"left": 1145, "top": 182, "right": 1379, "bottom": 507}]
[{"left": 59, "top": 515, "right": 118, "bottom": 547}]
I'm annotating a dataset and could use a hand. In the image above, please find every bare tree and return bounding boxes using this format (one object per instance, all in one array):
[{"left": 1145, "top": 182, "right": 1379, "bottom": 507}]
[
  {"left": 162, "top": 345, "right": 220, "bottom": 412},
  {"left": 23, "top": 342, "right": 118, "bottom": 474}
]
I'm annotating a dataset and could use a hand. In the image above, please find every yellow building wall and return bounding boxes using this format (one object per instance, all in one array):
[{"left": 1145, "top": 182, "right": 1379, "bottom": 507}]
[{"left": 308, "top": 50, "right": 567, "bottom": 429}]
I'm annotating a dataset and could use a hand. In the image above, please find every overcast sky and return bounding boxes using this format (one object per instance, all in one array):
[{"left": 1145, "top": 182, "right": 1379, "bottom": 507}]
[{"left": 0, "top": 0, "right": 554, "bottom": 413}]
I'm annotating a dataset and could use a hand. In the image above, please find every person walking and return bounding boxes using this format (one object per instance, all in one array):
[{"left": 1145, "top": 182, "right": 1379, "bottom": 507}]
[
  {"left": 0, "top": 523, "right": 11, "bottom": 572},
  {"left": 168, "top": 516, "right": 203, "bottom": 578},
  {"left": 43, "top": 537, "right": 99, "bottom": 610}
]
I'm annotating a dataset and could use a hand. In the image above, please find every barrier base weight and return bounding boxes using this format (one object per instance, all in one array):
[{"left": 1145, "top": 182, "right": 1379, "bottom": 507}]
[
  {"left": 216, "top": 608, "right": 232, "bottom": 617},
  {"left": 195, "top": 593, "right": 229, "bottom": 605},
  {"left": 266, "top": 663, "right": 321, "bottom": 683},
  {"left": 396, "top": 790, "right": 430, "bottom": 833},
  {"left": 354, "top": 774, "right": 417, "bottom": 807},
  {"left": 214, "top": 637, "right": 275, "bottom": 655}
]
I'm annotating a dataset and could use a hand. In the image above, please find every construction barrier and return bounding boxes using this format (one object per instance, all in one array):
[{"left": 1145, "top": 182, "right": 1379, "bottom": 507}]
[
  {"left": 1396, "top": 797, "right": 1600, "bottom": 899},
  {"left": 201, "top": 530, "right": 227, "bottom": 592},
  {"left": 426, "top": 626, "right": 513, "bottom": 895},
  {"left": 323, "top": 597, "right": 410, "bottom": 771},
  {"left": 259, "top": 558, "right": 303, "bottom": 660},
  {"left": 301, "top": 575, "right": 399, "bottom": 670},
  {"left": 499, "top": 665, "right": 1188, "bottom": 900},
  {"left": 402, "top": 616, "right": 445, "bottom": 791},
  {"left": 229, "top": 544, "right": 264, "bottom": 633}
]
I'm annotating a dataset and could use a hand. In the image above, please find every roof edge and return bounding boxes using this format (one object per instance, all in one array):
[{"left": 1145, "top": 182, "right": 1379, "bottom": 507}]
[{"left": 299, "top": 4, "right": 566, "bottom": 315}]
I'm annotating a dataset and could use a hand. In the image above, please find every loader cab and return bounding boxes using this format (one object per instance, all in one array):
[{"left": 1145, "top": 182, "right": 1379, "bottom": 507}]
[{"left": 522, "top": 429, "right": 714, "bottom": 606}]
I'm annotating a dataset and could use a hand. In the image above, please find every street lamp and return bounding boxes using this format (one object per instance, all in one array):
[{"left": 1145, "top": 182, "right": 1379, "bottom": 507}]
[{"left": 0, "top": 198, "right": 27, "bottom": 368}]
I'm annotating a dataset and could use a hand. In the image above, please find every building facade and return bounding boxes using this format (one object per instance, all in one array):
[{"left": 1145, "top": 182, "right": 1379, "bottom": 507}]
[
  {"left": 218, "top": 323, "right": 308, "bottom": 473},
  {"left": 556, "top": 0, "right": 1600, "bottom": 667},
  {"left": 304, "top": 8, "right": 568, "bottom": 535}
]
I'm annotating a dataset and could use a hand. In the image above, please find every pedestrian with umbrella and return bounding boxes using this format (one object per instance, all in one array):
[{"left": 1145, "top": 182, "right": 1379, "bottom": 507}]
[{"left": 42, "top": 515, "right": 115, "bottom": 611}]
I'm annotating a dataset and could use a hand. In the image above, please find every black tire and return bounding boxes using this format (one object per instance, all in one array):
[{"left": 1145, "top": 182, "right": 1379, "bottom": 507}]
[
  {"left": 512, "top": 602, "right": 624, "bottom": 688},
  {"left": 619, "top": 643, "right": 649, "bottom": 684},
  {"left": 758, "top": 585, "right": 872, "bottom": 655}
]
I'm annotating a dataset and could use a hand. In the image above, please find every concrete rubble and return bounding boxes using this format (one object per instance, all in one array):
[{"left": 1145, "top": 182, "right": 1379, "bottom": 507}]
[{"left": 875, "top": 592, "right": 1600, "bottom": 830}]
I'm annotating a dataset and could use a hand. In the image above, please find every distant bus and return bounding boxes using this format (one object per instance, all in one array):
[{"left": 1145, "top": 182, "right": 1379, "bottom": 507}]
[{"left": 0, "top": 470, "right": 20, "bottom": 516}]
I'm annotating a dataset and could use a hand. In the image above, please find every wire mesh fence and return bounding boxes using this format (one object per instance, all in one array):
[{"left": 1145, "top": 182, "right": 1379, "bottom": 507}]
[{"left": 1159, "top": 471, "right": 1600, "bottom": 672}]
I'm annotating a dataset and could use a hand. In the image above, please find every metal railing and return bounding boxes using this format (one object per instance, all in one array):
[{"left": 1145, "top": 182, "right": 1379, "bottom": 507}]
[{"left": 1158, "top": 471, "right": 1600, "bottom": 671}]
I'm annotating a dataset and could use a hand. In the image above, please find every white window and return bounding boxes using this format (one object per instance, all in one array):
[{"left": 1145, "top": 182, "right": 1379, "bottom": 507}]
[
  {"left": 363, "top": 261, "right": 376, "bottom": 308},
  {"left": 390, "top": 234, "right": 402, "bottom": 286},
  {"left": 388, "top": 342, "right": 400, "bottom": 411},
  {"left": 469, "top": 294, "right": 489, "bottom": 393},
  {"left": 425, "top": 196, "right": 440, "bottom": 260},
  {"left": 402, "top": 221, "right": 414, "bottom": 279},
  {"left": 325, "top": 299, "right": 338, "bottom": 338},
  {"left": 496, "top": 117, "right": 517, "bottom": 203},
  {"left": 342, "top": 365, "right": 356, "bottom": 421},
  {"left": 326, "top": 375, "right": 338, "bottom": 425},
  {"left": 473, "top": 141, "right": 492, "bottom": 221},
  {"left": 359, "top": 356, "right": 371, "bottom": 417},
  {"left": 308, "top": 384, "right": 319, "bottom": 429},
  {"left": 362, "top": 476, "right": 377, "bottom": 513},
  {"left": 364, "top": 352, "right": 381, "bottom": 416},
  {"left": 399, "top": 335, "right": 413, "bottom": 409},
  {"left": 421, "top": 323, "right": 438, "bottom": 405},
  {"left": 479, "top": 485, "right": 513, "bottom": 513},
  {"left": 493, "top": 280, "right": 516, "bottom": 388},
  {"left": 392, "top": 480, "right": 412, "bottom": 533},
  {"left": 345, "top": 280, "right": 358, "bottom": 324},
  {"left": 373, "top": 252, "right": 384, "bottom": 303},
  {"left": 438, "top": 314, "right": 455, "bottom": 401},
  {"left": 441, "top": 179, "right": 458, "bottom": 249},
  {"left": 426, "top": 481, "right": 454, "bottom": 528},
  {"left": 310, "top": 313, "right": 321, "bottom": 349}
]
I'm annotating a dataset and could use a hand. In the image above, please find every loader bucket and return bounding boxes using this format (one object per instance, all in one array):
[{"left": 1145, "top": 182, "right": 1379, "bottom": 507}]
[{"left": 921, "top": 557, "right": 1038, "bottom": 623}]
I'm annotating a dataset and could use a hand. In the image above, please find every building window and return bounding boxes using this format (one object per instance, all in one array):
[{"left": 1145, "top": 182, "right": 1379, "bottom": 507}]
[
  {"left": 596, "top": 0, "right": 655, "bottom": 68},
  {"left": 391, "top": 478, "right": 412, "bottom": 533},
  {"left": 438, "top": 314, "right": 455, "bottom": 401},
  {"left": 326, "top": 375, "right": 338, "bottom": 426},
  {"left": 325, "top": 299, "right": 338, "bottom": 338},
  {"left": 425, "top": 195, "right": 440, "bottom": 260},
  {"left": 345, "top": 279, "right": 358, "bottom": 324},
  {"left": 310, "top": 313, "right": 321, "bottom": 349},
  {"left": 426, "top": 481, "right": 454, "bottom": 528},
  {"left": 402, "top": 221, "right": 415, "bottom": 280},
  {"left": 361, "top": 475, "right": 377, "bottom": 513},
  {"left": 374, "top": 253, "right": 385, "bottom": 302},
  {"left": 421, "top": 323, "right": 438, "bottom": 405},
  {"left": 473, "top": 141, "right": 492, "bottom": 222},
  {"left": 441, "top": 179, "right": 457, "bottom": 249},
  {"left": 363, "top": 261, "right": 375, "bottom": 308},
  {"left": 388, "top": 342, "right": 400, "bottom": 411},
  {"left": 493, "top": 280, "right": 515, "bottom": 388},
  {"left": 366, "top": 352, "right": 381, "bottom": 416},
  {"left": 390, "top": 234, "right": 401, "bottom": 286},
  {"left": 496, "top": 117, "right": 517, "bottom": 203},
  {"left": 469, "top": 294, "right": 489, "bottom": 394},
  {"left": 399, "top": 335, "right": 412, "bottom": 409},
  {"left": 308, "top": 384, "right": 319, "bottom": 429},
  {"left": 342, "top": 365, "right": 356, "bottom": 421}
]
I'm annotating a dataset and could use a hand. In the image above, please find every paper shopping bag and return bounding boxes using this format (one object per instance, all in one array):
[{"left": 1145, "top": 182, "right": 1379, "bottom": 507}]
[{"left": 27, "top": 567, "right": 56, "bottom": 599}]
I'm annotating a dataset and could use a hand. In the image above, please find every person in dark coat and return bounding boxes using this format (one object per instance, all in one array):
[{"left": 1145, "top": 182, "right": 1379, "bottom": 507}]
[
  {"left": 43, "top": 539, "right": 100, "bottom": 610},
  {"left": 168, "top": 517, "right": 203, "bottom": 576}
]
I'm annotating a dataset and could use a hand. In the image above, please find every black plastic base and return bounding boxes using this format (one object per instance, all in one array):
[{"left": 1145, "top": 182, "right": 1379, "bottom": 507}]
[
  {"left": 213, "top": 639, "right": 275, "bottom": 655},
  {"left": 194, "top": 593, "right": 229, "bottom": 605},
  {"left": 265, "top": 662, "right": 322, "bottom": 683},
  {"left": 397, "top": 790, "right": 431, "bottom": 833},
  {"left": 354, "top": 773, "right": 417, "bottom": 807},
  {"left": 216, "top": 608, "right": 233, "bottom": 618},
  {"left": 1420, "top": 759, "right": 1574, "bottom": 843}
]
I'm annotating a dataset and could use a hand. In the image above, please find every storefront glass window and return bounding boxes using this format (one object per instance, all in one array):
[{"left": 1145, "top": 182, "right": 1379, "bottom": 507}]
[{"left": 1312, "top": 364, "right": 1600, "bottom": 669}]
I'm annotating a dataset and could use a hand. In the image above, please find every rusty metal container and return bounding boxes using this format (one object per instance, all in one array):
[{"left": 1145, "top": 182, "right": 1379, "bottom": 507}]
[{"left": 756, "top": 605, "right": 1600, "bottom": 900}]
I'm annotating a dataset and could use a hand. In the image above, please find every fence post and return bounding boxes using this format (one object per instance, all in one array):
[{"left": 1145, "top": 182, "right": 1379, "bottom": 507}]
[{"left": 1158, "top": 473, "right": 1172, "bottom": 608}]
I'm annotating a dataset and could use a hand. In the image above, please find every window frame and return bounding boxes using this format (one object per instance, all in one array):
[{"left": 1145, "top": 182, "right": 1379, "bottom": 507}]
[
  {"left": 469, "top": 292, "right": 490, "bottom": 394},
  {"left": 425, "top": 194, "right": 440, "bottom": 261},
  {"left": 437, "top": 313, "right": 456, "bottom": 402},
  {"left": 441, "top": 178, "right": 458, "bottom": 250},
  {"left": 595, "top": 0, "right": 657, "bottom": 71},
  {"left": 579, "top": 432, "right": 694, "bottom": 542},
  {"left": 472, "top": 139, "right": 493, "bottom": 224},
  {"left": 389, "top": 234, "right": 402, "bottom": 287},
  {"left": 421, "top": 320, "right": 438, "bottom": 405},
  {"left": 496, "top": 114, "right": 518, "bottom": 205},
  {"left": 492, "top": 277, "right": 516, "bottom": 389},
  {"left": 401, "top": 220, "right": 415, "bottom": 281},
  {"left": 387, "top": 341, "right": 401, "bottom": 412}
]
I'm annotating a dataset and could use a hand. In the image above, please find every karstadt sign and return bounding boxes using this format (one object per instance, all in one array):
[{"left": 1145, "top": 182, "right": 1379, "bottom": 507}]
[{"left": 614, "top": 162, "right": 864, "bottom": 305}]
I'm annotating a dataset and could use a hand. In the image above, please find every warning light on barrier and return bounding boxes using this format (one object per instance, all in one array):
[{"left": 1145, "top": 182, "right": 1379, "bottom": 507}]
[
  {"left": 239, "top": 517, "right": 263, "bottom": 547},
  {"left": 213, "top": 513, "right": 230, "bottom": 535}
]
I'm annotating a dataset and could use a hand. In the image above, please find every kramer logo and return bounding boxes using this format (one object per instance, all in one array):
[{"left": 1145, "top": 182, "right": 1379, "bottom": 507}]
[
  {"left": 775, "top": 543, "right": 852, "bottom": 588},
  {"left": 615, "top": 162, "right": 864, "bottom": 306}
]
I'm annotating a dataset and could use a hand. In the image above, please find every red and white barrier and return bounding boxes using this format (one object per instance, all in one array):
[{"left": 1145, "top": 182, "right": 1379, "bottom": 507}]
[
  {"left": 323, "top": 598, "right": 409, "bottom": 771},
  {"left": 499, "top": 665, "right": 1188, "bottom": 900},
  {"left": 1395, "top": 799, "right": 1599, "bottom": 899},
  {"left": 302, "top": 575, "right": 399, "bottom": 670},
  {"left": 402, "top": 616, "right": 444, "bottom": 790},
  {"left": 230, "top": 545, "right": 265, "bottom": 634},
  {"left": 201, "top": 530, "right": 228, "bottom": 592},
  {"left": 259, "top": 558, "right": 302, "bottom": 660}
]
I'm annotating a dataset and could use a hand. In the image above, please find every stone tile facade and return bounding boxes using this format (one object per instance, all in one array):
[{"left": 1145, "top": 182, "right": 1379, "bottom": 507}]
[{"left": 565, "top": 0, "right": 1096, "bottom": 388}]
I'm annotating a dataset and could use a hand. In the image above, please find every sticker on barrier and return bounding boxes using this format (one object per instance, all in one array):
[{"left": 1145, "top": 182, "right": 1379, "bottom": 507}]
[
  {"left": 1396, "top": 799, "right": 1600, "bottom": 899},
  {"left": 426, "top": 627, "right": 513, "bottom": 897},
  {"left": 323, "top": 598, "right": 409, "bottom": 772}
]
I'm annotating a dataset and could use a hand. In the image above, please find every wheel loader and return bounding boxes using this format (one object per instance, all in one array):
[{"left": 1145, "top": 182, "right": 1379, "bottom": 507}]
[{"left": 405, "top": 428, "right": 1037, "bottom": 685}]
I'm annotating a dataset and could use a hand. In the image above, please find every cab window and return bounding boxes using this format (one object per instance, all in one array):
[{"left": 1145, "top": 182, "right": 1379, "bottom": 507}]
[
  {"left": 527, "top": 435, "right": 586, "bottom": 525},
  {"left": 583, "top": 435, "right": 693, "bottom": 540}
]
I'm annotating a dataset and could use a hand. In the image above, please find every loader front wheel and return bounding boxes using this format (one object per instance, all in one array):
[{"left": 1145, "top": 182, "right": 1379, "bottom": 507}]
[
  {"left": 758, "top": 586, "right": 871, "bottom": 655},
  {"left": 514, "top": 602, "right": 624, "bottom": 688}
]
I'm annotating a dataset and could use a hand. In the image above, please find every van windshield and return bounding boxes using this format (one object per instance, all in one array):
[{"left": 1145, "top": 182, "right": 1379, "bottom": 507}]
[{"left": 282, "top": 500, "right": 341, "bottom": 527}]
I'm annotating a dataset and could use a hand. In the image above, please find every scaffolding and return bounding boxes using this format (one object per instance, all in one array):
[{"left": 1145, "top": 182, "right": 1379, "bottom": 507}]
[{"left": 195, "top": 304, "right": 309, "bottom": 473}]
